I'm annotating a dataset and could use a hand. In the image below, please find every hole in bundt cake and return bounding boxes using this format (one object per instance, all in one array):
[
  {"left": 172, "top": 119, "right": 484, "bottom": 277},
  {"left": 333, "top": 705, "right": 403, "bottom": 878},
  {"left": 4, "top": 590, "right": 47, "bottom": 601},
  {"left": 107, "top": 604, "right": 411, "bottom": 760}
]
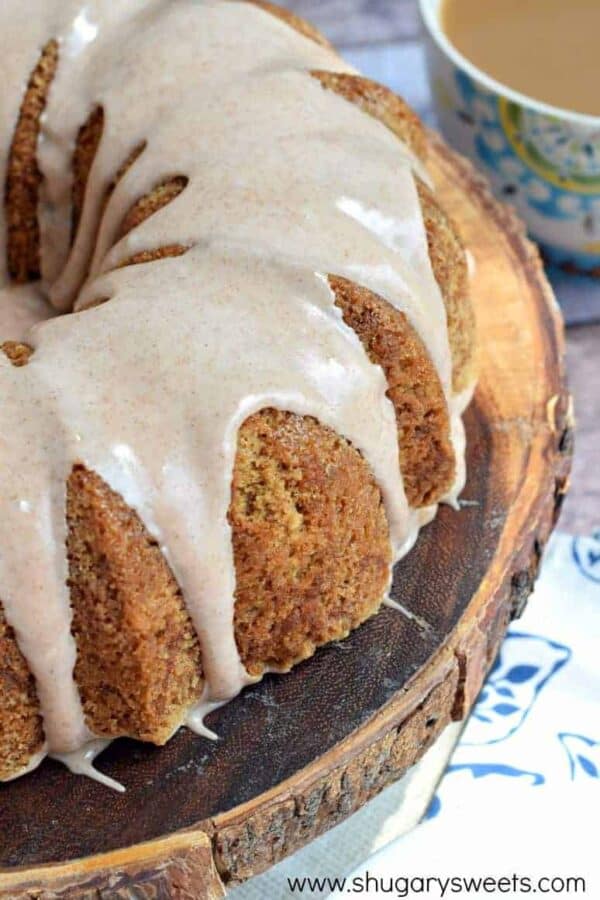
[
  {"left": 5, "top": 40, "right": 59, "bottom": 282},
  {"left": 118, "top": 175, "right": 189, "bottom": 239}
]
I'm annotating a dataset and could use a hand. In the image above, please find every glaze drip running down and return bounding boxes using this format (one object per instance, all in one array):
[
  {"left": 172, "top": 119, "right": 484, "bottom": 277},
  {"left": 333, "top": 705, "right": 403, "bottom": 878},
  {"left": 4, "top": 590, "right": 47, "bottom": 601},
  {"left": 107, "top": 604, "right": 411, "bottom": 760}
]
[{"left": 0, "top": 0, "right": 474, "bottom": 785}]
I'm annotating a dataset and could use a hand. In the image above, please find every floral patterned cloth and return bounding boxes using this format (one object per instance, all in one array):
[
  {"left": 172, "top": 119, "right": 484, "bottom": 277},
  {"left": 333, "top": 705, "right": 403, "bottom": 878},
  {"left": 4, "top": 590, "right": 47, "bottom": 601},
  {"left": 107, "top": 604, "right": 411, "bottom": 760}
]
[{"left": 427, "top": 531, "right": 599, "bottom": 811}]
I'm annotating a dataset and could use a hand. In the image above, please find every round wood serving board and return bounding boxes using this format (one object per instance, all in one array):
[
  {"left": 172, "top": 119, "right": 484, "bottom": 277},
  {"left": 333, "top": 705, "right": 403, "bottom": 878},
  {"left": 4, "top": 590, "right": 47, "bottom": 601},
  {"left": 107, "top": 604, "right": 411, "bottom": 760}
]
[{"left": 0, "top": 133, "right": 572, "bottom": 899}]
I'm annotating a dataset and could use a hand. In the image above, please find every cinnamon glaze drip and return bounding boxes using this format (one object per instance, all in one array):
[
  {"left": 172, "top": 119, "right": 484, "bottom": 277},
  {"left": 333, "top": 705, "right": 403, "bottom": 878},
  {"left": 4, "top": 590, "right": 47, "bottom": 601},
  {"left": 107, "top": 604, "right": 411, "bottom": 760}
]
[{"left": 0, "top": 0, "right": 473, "bottom": 782}]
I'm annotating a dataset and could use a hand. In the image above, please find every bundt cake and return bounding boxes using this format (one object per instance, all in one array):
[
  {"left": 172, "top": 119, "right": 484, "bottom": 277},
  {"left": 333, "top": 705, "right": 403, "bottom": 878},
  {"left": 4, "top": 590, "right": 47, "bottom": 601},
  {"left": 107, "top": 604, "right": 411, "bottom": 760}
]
[{"left": 0, "top": 0, "right": 477, "bottom": 787}]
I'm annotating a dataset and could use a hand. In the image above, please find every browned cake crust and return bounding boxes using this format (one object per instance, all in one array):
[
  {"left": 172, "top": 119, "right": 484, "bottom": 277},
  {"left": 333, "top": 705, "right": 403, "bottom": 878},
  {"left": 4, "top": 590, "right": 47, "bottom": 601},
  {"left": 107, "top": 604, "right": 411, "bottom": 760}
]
[
  {"left": 312, "top": 71, "right": 427, "bottom": 161},
  {"left": 0, "top": 2, "right": 476, "bottom": 778},
  {"left": 417, "top": 180, "right": 477, "bottom": 393},
  {"left": 67, "top": 466, "right": 204, "bottom": 743},
  {"left": 1, "top": 339, "right": 33, "bottom": 366},
  {"left": 118, "top": 177, "right": 189, "bottom": 238},
  {"left": 2, "top": 336, "right": 392, "bottom": 751},
  {"left": 117, "top": 245, "right": 190, "bottom": 268},
  {"left": 71, "top": 106, "right": 104, "bottom": 240},
  {"left": 0, "top": 370, "right": 391, "bottom": 749},
  {"left": 70, "top": 104, "right": 146, "bottom": 285},
  {"left": 0, "top": 606, "right": 44, "bottom": 780},
  {"left": 5, "top": 40, "right": 58, "bottom": 282},
  {"left": 80, "top": 267, "right": 455, "bottom": 506},
  {"left": 330, "top": 276, "right": 455, "bottom": 507},
  {"left": 313, "top": 70, "right": 477, "bottom": 394},
  {"left": 73, "top": 148, "right": 189, "bottom": 285},
  {"left": 232, "top": 410, "right": 391, "bottom": 674},
  {"left": 1, "top": 341, "right": 46, "bottom": 777}
]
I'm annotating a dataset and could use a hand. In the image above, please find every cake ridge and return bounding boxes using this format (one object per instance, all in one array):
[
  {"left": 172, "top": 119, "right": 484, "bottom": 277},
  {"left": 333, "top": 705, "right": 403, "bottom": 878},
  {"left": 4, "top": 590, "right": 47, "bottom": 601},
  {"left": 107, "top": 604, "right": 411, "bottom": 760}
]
[{"left": 0, "top": 0, "right": 476, "bottom": 784}]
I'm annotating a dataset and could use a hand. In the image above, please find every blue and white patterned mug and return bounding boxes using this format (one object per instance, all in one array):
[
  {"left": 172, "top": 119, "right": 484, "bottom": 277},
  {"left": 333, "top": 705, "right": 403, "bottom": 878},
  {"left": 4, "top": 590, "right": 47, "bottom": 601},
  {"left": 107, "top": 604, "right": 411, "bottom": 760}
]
[{"left": 419, "top": 0, "right": 600, "bottom": 274}]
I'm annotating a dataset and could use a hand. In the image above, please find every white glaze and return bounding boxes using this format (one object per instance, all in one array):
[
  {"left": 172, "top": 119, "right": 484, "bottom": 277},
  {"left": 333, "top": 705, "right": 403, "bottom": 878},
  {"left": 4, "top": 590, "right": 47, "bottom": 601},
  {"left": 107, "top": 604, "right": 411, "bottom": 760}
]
[{"left": 0, "top": 0, "right": 474, "bottom": 784}]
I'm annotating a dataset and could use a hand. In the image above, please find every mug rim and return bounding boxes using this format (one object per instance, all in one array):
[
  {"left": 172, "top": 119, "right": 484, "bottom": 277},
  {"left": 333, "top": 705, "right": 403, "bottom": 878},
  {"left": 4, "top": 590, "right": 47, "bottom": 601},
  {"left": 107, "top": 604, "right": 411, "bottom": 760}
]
[{"left": 418, "top": 0, "right": 600, "bottom": 129}]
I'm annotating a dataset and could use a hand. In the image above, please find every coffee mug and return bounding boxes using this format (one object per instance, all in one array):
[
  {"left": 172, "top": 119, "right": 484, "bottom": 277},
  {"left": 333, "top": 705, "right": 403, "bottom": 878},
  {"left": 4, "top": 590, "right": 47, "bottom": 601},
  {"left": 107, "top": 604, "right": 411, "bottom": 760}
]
[{"left": 419, "top": 0, "right": 600, "bottom": 275}]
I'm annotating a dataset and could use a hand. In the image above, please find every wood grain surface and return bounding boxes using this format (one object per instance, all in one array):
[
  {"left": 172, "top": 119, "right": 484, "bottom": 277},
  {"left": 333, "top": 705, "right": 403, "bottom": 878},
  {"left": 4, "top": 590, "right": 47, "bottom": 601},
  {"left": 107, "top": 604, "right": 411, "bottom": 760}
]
[
  {"left": 0, "top": 132, "right": 571, "bottom": 899},
  {"left": 560, "top": 324, "right": 600, "bottom": 534},
  {"left": 278, "top": 0, "right": 422, "bottom": 47}
]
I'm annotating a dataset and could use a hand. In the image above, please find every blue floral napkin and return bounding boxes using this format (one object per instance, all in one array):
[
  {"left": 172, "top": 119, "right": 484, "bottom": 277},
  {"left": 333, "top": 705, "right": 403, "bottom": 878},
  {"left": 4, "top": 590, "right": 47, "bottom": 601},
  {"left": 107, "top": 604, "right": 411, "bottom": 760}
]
[{"left": 428, "top": 530, "right": 599, "bottom": 812}]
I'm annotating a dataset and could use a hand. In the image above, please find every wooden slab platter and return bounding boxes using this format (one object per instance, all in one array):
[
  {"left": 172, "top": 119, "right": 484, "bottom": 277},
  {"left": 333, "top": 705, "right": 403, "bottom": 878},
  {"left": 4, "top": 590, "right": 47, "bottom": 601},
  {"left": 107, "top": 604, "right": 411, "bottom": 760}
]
[{"left": 0, "top": 133, "right": 572, "bottom": 899}]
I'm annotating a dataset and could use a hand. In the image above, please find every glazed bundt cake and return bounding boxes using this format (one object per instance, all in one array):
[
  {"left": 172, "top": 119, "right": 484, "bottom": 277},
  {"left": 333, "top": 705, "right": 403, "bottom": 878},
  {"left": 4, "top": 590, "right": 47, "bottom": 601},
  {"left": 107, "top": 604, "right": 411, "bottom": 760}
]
[{"left": 0, "top": 0, "right": 477, "bottom": 786}]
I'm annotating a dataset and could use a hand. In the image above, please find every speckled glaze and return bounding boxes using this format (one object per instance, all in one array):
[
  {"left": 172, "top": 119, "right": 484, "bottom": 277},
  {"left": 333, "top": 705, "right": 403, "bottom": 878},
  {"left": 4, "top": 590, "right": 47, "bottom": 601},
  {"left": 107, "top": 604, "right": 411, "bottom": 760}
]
[
  {"left": 0, "top": 0, "right": 472, "bottom": 786},
  {"left": 420, "top": 0, "right": 600, "bottom": 275}
]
